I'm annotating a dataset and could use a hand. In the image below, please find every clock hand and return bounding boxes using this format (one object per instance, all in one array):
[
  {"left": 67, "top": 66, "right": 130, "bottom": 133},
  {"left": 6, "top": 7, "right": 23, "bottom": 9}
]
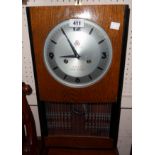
[
  {"left": 61, "top": 28, "right": 80, "bottom": 59},
  {"left": 60, "top": 55, "right": 77, "bottom": 58}
]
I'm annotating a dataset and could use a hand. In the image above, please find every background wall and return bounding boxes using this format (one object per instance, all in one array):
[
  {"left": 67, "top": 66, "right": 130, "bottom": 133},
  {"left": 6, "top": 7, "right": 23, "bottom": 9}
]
[{"left": 22, "top": 1, "right": 132, "bottom": 155}]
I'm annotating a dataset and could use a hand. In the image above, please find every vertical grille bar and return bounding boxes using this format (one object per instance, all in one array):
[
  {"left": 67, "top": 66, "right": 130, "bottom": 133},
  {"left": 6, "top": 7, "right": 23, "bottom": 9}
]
[{"left": 45, "top": 102, "right": 112, "bottom": 137}]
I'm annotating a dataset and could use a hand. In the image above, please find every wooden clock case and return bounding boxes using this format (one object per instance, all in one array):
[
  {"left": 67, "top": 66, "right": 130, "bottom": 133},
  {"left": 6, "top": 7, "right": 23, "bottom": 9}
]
[{"left": 27, "top": 5, "right": 130, "bottom": 155}]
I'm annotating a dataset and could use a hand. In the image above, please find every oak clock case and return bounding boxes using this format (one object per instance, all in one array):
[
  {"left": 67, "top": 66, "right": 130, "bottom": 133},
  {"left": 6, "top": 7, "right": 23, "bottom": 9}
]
[
  {"left": 27, "top": 5, "right": 129, "bottom": 155},
  {"left": 27, "top": 6, "right": 127, "bottom": 103},
  {"left": 44, "top": 19, "right": 112, "bottom": 88}
]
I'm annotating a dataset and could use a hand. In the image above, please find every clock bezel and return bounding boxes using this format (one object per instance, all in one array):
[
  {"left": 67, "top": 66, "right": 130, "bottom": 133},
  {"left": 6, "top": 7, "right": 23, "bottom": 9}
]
[{"left": 43, "top": 18, "right": 113, "bottom": 88}]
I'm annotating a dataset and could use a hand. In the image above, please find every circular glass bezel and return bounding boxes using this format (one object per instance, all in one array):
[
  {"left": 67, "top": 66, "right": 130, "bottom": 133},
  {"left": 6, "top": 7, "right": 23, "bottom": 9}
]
[{"left": 43, "top": 19, "right": 113, "bottom": 88}]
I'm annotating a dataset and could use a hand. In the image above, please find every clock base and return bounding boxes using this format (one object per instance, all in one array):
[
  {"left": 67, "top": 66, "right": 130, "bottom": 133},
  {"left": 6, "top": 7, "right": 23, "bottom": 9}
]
[{"left": 46, "top": 148, "right": 119, "bottom": 155}]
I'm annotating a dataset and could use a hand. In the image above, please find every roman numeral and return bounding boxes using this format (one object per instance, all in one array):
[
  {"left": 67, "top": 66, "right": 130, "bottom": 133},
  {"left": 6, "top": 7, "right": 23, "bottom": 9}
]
[
  {"left": 89, "top": 28, "right": 94, "bottom": 35},
  {"left": 50, "top": 39, "right": 57, "bottom": 44},
  {"left": 98, "top": 39, "right": 105, "bottom": 44}
]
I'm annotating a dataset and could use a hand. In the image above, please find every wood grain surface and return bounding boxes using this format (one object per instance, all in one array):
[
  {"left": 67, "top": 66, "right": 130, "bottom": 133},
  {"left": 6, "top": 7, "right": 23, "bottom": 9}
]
[
  {"left": 47, "top": 148, "right": 119, "bottom": 155},
  {"left": 44, "top": 135, "right": 113, "bottom": 149},
  {"left": 27, "top": 5, "right": 127, "bottom": 103}
]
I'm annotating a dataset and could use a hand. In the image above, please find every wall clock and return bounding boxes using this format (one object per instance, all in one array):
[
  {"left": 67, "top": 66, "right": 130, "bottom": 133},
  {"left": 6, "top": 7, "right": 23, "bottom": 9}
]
[
  {"left": 27, "top": 5, "right": 130, "bottom": 155},
  {"left": 44, "top": 19, "right": 112, "bottom": 88}
]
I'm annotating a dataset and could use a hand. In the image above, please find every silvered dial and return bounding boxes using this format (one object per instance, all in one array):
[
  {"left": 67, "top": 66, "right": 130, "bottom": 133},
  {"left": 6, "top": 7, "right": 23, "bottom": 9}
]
[{"left": 44, "top": 19, "right": 112, "bottom": 88}]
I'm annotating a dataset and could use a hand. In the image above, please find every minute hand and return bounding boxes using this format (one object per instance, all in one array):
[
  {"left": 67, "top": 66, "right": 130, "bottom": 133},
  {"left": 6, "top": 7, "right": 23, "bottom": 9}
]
[{"left": 61, "top": 28, "right": 80, "bottom": 59}]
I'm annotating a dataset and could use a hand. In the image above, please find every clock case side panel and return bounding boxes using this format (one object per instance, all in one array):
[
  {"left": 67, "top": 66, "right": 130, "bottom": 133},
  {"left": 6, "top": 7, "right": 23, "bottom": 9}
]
[
  {"left": 26, "top": 7, "right": 48, "bottom": 137},
  {"left": 110, "top": 6, "right": 130, "bottom": 147}
]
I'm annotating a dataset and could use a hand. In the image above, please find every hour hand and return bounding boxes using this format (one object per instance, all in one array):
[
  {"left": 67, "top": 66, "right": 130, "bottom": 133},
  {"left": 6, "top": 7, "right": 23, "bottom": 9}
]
[
  {"left": 61, "top": 28, "right": 80, "bottom": 59},
  {"left": 60, "top": 55, "right": 77, "bottom": 58}
]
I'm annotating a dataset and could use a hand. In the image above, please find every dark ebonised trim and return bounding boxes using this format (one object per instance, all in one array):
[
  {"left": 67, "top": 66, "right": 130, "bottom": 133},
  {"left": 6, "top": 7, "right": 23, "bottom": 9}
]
[
  {"left": 26, "top": 7, "right": 48, "bottom": 137},
  {"left": 110, "top": 5, "right": 130, "bottom": 147}
]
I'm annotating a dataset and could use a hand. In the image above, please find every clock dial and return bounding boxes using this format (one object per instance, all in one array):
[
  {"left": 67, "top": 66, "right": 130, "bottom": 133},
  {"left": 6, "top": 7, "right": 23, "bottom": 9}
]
[{"left": 44, "top": 19, "right": 112, "bottom": 88}]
